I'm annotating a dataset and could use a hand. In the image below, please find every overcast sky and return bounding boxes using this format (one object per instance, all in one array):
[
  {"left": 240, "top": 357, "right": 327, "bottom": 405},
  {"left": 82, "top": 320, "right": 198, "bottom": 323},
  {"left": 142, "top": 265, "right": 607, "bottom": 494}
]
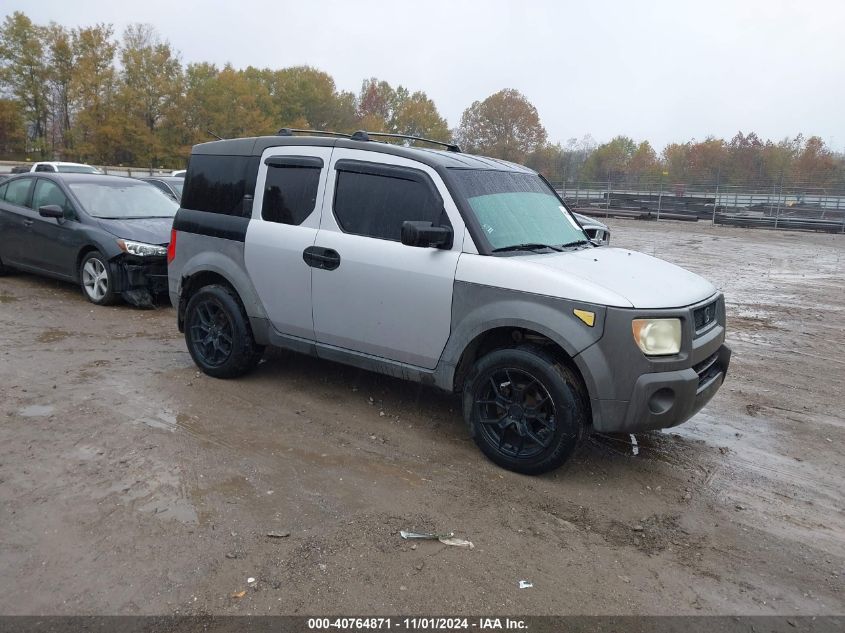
[{"left": 6, "top": 0, "right": 844, "bottom": 151}]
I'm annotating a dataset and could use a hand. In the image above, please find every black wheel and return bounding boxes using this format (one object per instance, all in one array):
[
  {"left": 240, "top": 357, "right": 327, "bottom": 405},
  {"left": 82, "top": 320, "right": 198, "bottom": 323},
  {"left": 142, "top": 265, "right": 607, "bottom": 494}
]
[
  {"left": 80, "top": 251, "right": 119, "bottom": 305},
  {"left": 463, "top": 345, "right": 587, "bottom": 475},
  {"left": 184, "top": 284, "right": 264, "bottom": 378}
]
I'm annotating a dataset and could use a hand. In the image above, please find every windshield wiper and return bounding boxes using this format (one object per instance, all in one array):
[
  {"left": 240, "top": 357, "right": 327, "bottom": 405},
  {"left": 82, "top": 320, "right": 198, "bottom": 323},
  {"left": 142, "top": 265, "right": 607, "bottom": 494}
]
[
  {"left": 558, "top": 240, "right": 590, "bottom": 248},
  {"left": 492, "top": 243, "right": 563, "bottom": 253}
]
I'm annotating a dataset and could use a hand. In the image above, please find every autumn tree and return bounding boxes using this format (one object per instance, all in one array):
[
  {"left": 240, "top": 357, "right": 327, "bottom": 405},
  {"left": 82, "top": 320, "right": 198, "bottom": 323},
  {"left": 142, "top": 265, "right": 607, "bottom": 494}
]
[
  {"left": 116, "top": 24, "right": 182, "bottom": 165},
  {"left": 181, "top": 63, "right": 274, "bottom": 145},
  {"left": 0, "top": 12, "right": 51, "bottom": 155},
  {"left": 793, "top": 136, "right": 837, "bottom": 185},
  {"left": 0, "top": 97, "right": 25, "bottom": 155},
  {"left": 392, "top": 91, "right": 449, "bottom": 141},
  {"left": 70, "top": 23, "right": 119, "bottom": 162},
  {"left": 582, "top": 135, "right": 637, "bottom": 181},
  {"left": 455, "top": 89, "right": 546, "bottom": 162},
  {"left": 45, "top": 22, "right": 73, "bottom": 154}
]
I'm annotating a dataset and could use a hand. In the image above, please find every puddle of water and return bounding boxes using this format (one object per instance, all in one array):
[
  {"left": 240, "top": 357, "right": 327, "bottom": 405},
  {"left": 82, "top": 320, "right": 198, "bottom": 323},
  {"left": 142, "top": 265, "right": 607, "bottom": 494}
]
[{"left": 19, "top": 404, "right": 55, "bottom": 417}]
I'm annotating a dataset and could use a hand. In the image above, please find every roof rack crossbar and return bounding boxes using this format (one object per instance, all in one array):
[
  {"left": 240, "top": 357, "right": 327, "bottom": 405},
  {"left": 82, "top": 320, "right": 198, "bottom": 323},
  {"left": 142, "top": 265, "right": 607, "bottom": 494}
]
[
  {"left": 275, "top": 127, "right": 461, "bottom": 153},
  {"left": 360, "top": 131, "right": 461, "bottom": 153},
  {"left": 277, "top": 128, "right": 353, "bottom": 139}
]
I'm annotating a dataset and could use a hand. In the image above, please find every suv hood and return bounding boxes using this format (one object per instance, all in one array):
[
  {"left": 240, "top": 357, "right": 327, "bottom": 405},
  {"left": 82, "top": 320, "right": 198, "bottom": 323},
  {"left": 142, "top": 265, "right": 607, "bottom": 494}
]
[
  {"left": 520, "top": 247, "right": 716, "bottom": 308},
  {"left": 96, "top": 217, "right": 173, "bottom": 245}
]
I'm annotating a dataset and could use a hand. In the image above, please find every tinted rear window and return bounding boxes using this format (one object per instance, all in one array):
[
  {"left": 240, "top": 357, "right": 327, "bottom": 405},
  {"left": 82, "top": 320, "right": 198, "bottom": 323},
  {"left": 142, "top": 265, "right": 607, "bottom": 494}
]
[
  {"left": 181, "top": 154, "right": 259, "bottom": 216},
  {"left": 262, "top": 164, "right": 321, "bottom": 225}
]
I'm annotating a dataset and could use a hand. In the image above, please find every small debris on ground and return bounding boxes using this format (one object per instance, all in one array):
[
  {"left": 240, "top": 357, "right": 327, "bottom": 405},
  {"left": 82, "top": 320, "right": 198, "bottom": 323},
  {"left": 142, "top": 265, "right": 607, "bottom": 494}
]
[
  {"left": 266, "top": 531, "right": 290, "bottom": 538},
  {"left": 231, "top": 590, "right": 246, "bottom": 599},
  {"left": 400, "top": 530, "right": 454, "bottom": 540},
  {"left": 518, "top": 580, "right": 533, "bottom": 589}
]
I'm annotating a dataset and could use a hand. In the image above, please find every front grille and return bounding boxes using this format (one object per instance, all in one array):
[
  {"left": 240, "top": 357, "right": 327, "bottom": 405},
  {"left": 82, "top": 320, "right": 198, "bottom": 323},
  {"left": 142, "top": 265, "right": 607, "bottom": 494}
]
[
  {"left": 694, "top": 352, "right": 721, "bottom": 389},
  {"left": 693, "top": 299, "right": 718, "bottom": 332}
]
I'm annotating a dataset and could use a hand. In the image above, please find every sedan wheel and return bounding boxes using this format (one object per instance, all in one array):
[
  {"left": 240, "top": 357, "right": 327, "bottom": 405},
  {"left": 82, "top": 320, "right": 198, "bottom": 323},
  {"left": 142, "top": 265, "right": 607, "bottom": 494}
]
[{"left": 79, "top": 252, "right": 119, "bottom": 305}]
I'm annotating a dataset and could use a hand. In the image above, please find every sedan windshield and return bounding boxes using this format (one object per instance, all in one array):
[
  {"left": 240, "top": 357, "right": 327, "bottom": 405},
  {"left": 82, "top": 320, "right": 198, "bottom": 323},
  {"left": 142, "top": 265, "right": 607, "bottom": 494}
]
[
  {"left": 450, "top": 170, "right": 587, "bottom": 252},
  {"left": 68, "top": 181, "right": 179, "bottom": 218}
]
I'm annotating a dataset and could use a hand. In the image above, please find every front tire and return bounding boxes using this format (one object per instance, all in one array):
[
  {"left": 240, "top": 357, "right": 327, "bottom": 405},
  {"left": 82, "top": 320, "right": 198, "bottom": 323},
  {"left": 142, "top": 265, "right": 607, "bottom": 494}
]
[
  {"left": 80, "top": 251, "right": 119, "bottom": 305},
  {"left": 463, "top": 345, "right": 587, "bottom": 475},
  {"left": 184, "top": 284, "right": 264, "bottom": 378}
]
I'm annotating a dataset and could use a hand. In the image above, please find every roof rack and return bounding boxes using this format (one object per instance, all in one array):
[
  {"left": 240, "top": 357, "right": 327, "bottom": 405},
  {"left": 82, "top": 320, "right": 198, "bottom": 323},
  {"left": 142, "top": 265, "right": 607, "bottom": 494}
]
[
  {"left": 276, "top": 127, "right": 461, "bottom": 153},
  {"left": 352, "top": 130, "right": 461, "bottom": 153},
  {"left": 276, "top": 128, "right": 353, "bottom": 138}
]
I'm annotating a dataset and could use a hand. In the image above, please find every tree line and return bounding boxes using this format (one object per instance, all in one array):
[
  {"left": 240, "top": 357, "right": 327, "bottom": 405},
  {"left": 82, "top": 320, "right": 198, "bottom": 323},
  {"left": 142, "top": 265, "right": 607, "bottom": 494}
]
[{"left": 1, "top": 11, "right": 842, "bottom": 189}]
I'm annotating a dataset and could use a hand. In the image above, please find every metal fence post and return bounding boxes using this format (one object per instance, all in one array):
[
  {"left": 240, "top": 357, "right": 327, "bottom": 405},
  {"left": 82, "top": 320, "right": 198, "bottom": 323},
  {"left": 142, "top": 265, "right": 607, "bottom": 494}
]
[
  {"left": 605, "top": 180, "right": 610, "bottom": 218},
  {"left": 712, "top": 181, "right": 720, "bottom": 226},
  {"left": 657, "top": 182, "right": 663, "bottom": 220}
]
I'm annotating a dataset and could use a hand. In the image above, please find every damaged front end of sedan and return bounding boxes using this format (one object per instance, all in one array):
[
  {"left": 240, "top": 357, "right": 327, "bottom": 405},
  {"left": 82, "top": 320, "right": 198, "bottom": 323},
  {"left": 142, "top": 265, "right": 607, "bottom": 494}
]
[{"left": 110, "top": 239, "right": 169, "bottom": 308}]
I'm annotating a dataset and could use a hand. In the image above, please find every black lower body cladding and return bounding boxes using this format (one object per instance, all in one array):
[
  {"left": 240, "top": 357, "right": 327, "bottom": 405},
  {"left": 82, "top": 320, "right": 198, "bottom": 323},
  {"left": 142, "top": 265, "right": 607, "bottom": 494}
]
[
  {"left": 172, "top": 208, "right": 249, "bottom": 242},
  {"left": 577, "top": 295, "right": 730, "bottom": 433}
]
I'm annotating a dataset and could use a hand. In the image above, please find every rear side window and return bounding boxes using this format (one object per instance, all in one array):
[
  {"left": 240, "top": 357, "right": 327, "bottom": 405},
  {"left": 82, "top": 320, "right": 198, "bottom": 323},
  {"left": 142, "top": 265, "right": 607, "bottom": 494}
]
[
  {"left": 262, "top": 157, "right": 322, "bottom": 225},
  {"left": 333, "top": 163, "right": 445, "bottom": 241},
  {"left": 4, "top": 178, "right": 33, "bottom": 207},
  {"left": 34, "top": 164, "right": 55, "bottom": 172},
  {"left": 181, "top": 154, "right": 259, "bottom": 217}
]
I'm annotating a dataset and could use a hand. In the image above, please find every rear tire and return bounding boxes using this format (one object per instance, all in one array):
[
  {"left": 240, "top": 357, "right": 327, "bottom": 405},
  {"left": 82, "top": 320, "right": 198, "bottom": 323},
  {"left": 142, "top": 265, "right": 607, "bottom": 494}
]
[
  {"left": 80, "top": 251, "right": 119, "bottom": 305},
  {"left": 184, "top": 284, "right": 264, "bottom": 378},
  {"left": 463, "top": 345, "right": 587, "bottom": 475}
]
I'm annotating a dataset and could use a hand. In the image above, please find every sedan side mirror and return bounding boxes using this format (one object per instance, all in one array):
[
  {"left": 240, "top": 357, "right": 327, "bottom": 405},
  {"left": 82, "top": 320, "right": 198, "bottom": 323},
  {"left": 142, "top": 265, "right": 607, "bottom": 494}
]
[
  {"left": 38, "top": 204, "right": 64, "bottom": 219},
  {"left": 401, "top": 221, "right": 453, "bottom": 249}
]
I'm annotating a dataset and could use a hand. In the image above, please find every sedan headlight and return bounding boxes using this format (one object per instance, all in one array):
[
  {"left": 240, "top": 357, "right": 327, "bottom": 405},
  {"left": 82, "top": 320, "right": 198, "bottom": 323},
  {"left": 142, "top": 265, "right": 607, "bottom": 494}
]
[
  {"left": 117, "top": 239, "right": 167, "bottom": 257},
  {"left": 632, "top": 318, "right": 681, "bottom": 356}
]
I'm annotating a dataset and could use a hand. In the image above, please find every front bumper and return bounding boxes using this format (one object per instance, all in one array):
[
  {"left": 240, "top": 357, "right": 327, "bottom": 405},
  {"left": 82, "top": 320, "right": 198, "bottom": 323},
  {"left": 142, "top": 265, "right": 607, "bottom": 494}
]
[
  {"left": 575, "top": 294, "right": 731, "bottom": 433},
  {"left": 109, "top": 255, "right": 169, "bottom": 306},
  {"left": 594, "top": 343, "right": 731, "bottom": 433}
]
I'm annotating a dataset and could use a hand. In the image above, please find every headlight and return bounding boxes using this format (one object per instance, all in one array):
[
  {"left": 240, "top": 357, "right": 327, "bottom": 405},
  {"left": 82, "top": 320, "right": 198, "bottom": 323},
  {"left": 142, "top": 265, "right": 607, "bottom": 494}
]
[
  {"left": 632, "top": 318, "right": 681, "bottom": 356},
  {"left": 117, "top": 239, "right": 167, "bottom": 257}
]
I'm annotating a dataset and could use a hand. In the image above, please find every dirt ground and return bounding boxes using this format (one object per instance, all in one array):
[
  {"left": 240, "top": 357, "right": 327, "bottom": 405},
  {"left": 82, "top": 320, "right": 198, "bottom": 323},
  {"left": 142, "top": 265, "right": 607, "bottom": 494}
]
[{"left": 0, "top": 219, "right": 843, "bottom": 616}]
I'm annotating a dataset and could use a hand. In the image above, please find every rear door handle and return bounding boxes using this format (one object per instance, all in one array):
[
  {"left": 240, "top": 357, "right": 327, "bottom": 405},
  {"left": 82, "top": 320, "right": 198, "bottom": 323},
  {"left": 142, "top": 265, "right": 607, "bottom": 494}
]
[
  {"left": 303, "top": 246, "right": 341, "bottom": 271},
  {"left": 23, "top": 219, "right": 34, "bottom": 227}
]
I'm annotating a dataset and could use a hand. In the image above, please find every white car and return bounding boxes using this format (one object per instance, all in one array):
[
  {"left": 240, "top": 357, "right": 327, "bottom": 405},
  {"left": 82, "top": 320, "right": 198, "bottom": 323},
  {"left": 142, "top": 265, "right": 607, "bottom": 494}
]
[{"left": 29, "top": 162, "right": 103, "bottom": 175}]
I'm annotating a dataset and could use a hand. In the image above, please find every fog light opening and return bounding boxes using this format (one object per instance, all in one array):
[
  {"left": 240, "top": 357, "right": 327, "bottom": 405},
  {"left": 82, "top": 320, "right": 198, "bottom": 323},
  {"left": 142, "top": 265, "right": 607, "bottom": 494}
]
[{"left": 648, "top": 388, "right": 675, "bottom": 415}]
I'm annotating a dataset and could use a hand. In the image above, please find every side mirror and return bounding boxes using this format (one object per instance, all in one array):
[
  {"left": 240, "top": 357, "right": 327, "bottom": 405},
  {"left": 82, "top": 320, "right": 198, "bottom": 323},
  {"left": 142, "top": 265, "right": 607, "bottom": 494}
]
[
  {"left": 401, "top": 221, "right": 453, "bottom": 249},
  {"left": 38, "top": 204, "right": 64, "bottom": 219}
]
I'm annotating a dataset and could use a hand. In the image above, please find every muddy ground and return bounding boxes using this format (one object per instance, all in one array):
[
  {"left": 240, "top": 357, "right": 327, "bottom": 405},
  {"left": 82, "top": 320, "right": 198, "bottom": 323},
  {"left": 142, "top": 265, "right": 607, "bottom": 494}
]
[{"left": 0, "top": 220, "right": 843, "bottom": 616}]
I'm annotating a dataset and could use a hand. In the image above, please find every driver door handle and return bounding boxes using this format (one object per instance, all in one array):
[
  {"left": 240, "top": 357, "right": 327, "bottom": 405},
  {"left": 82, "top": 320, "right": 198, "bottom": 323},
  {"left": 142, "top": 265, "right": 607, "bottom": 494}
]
[
  {"left": 303, "top": 246, "right": 341, "bottom": 271},
  {"left": 23, "top": 219, "right": 34, "bottom": 227}
]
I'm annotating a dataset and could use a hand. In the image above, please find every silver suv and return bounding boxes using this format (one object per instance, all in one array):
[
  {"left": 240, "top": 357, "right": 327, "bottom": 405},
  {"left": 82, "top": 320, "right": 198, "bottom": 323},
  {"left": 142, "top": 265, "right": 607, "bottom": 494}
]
[{"left": 167, "top": 130, "right": 730, "bottom": 474}]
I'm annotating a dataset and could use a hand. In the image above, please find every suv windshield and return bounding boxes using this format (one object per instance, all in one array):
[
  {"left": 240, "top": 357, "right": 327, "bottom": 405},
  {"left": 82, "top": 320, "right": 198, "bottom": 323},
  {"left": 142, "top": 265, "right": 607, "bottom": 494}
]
[
  {"left": 68, "top": 181, "right": 178, "bottom": 218},
  {"left": 57, "top": 165, "right": 102, "bottom": 174},
  {"left": 450, "top": 170, "right": 587, "bottom": 252}
]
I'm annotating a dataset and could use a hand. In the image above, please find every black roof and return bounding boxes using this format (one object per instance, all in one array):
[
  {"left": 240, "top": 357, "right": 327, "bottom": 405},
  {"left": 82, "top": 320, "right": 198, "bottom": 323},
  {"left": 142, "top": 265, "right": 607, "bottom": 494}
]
[{"left": 191, "top": 136, "right": 535, "bottom": 173}]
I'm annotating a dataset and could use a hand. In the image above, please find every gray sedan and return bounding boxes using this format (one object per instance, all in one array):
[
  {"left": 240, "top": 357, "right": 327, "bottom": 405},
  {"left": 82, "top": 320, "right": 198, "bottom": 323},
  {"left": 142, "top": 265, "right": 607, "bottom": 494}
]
[{"left": 0, "top": 173, "right": 177, "bottom": 307}]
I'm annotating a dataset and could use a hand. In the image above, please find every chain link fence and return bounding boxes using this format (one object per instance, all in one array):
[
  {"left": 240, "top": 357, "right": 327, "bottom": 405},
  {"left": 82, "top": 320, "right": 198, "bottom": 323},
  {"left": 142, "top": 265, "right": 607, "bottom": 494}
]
[{"left": 554, "top": 180, "right": 845, "bottom": 233}]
